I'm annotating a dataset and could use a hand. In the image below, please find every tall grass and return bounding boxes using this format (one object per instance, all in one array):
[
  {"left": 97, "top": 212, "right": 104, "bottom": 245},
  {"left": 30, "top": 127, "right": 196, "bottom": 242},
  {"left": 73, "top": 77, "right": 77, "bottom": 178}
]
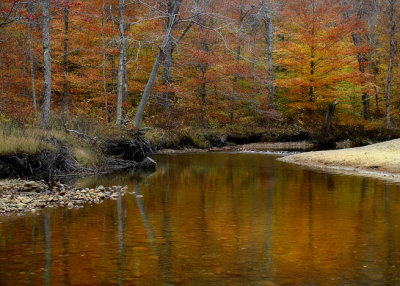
[{"left": 0, "top": 127, "right": 53, "bottom": 155}]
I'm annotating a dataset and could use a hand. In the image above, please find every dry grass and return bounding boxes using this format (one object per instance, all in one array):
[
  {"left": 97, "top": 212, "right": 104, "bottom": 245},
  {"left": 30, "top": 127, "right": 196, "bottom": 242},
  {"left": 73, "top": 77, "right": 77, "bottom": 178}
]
[
  {"left": 280, "top": 139, "right": 400, "bottom": 175},
  {"left": 72, "top": 146, "right": 99, "bottom": 167},
  {"left": 0, "top": 128, "right": 54, "bottom": 155},
  {"left": 0, "top": 127, "right": 98, "bottom": 167}
]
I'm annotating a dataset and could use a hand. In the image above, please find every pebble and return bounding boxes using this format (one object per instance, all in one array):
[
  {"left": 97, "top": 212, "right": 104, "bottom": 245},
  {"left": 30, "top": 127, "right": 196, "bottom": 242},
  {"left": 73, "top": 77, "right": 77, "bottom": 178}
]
[{"left": 0, "top": 179, "right": 129, "bottom": 215}]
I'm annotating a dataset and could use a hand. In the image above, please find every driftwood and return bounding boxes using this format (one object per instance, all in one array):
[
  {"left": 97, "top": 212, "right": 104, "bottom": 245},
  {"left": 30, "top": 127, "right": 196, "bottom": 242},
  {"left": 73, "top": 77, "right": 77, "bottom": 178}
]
[
  {"left": 64, "top": 128, "right": 98, "bottom": 144},
  {"left": 102, "top": 137, "right": 153, "bottom": 163}
]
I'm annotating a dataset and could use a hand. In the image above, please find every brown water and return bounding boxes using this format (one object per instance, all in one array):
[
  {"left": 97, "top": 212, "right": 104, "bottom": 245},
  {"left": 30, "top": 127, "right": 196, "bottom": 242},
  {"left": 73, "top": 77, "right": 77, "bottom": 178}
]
[{"left": 1, "top": 153, "right": 400, "bottom": 285}]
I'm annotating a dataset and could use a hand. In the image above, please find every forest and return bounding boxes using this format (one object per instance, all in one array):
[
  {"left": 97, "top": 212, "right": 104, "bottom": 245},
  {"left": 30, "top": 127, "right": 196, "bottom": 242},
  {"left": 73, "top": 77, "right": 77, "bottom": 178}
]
[
  {"left": 0, "top": 0, "right": 399, "bottom": 144},
  {"left": 2, "top": 1, "right": 400, "bottom": 283}
]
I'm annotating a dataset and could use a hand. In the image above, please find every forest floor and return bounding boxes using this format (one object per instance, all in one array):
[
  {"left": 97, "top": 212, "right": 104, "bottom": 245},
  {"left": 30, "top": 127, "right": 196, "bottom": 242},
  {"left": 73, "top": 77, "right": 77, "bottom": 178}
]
[{"left": 279, "top": 139, "right": 400, "bottom": 182}]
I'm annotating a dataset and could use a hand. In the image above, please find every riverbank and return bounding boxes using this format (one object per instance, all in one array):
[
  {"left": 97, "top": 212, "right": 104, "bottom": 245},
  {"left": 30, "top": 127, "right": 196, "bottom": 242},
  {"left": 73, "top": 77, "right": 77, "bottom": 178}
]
[
  {"left": 156, "top": 141, "right": 314, "bottom": 154},
  {"left": 280, "top": 139, "right": 400, "bottom": 182},
  {"left": 145, "top": 125, "right": 399, "bottom": 151},
  {"left": 0, "top": 125, "right": 155, "bottom": 181},
  {"left": 0, "top": 179, "right": 131, "bottom": 215}
]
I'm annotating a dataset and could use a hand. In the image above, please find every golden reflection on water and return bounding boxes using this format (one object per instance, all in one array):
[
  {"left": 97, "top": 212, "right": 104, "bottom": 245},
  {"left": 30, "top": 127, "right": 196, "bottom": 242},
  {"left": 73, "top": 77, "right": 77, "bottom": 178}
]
[{"left": 0, "top": 153, "right": 400, "bottom": 285}]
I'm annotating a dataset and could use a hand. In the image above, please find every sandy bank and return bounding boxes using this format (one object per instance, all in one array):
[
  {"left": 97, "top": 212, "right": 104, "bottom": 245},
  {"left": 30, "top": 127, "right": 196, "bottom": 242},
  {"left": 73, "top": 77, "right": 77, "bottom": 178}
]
[{"left": 279, "top": 139, "right": 400, "bottom": 182}]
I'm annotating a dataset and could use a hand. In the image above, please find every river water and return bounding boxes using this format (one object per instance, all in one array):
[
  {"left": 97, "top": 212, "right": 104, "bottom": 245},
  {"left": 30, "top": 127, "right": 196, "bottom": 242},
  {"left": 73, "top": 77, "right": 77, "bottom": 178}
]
[{"left": 0, "top": 153, "right": 400, "bottom": 285}]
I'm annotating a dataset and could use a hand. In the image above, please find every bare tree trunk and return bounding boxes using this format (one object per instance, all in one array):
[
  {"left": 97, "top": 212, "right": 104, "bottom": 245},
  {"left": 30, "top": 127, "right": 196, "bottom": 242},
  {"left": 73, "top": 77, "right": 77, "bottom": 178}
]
[
  {"left": 323, "top": 100, "right": 338, "bottom": 133},
  {"left": 309, "top": 1, "right": 316, "bottom": 102},
  {"left": 0, "top": 43, "right": 3, "bottom": 103},
  {"left": 123, "top": 50, "right": 128, "bottom": 103},
  {"left": 161, "top": 0, "right": 189, "bottom": 113},
  {"left": 133, "top": 0, "right": 185, "bottom": 128},
  {"left": 386, "top": 0, "right": 396, "bottom": 129},
  {"left": 133, "top": 51, "right": 162, "bottom": 128},
  {"left": 62, "top": 4, "right": 70, "bottom": 114},
  {"left": 41, "top": 0, "right": 51, "bottom": 128},
  {"left": 101, "top": 0, "right": 109, "bottom": 121},
  {"left": 22, "top": 48, "right": 27, "bottom": 98},
  {"left": 262, "top": 0, "right": 275, "bottom": 109},
  {"left": 352, "top": 0, "right": 371, "bottom": 120},
  {"left": 231, "top": 0, "right": 244, "bottom": 125},
  {"left": 199, "top": 38, "right": 209, "bottom": 127},
  {"left": 27, "top": 20, "right": 37, "bottom": 113},
  {"left": 116, "top": 0, "right": 126, "bottom": 125}
]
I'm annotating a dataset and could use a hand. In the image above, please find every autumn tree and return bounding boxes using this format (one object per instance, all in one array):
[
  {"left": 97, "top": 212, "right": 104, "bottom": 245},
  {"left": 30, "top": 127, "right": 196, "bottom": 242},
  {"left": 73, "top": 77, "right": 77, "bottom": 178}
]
[{"left": 277, "top": 0, "right": 358, "bottom": 126}]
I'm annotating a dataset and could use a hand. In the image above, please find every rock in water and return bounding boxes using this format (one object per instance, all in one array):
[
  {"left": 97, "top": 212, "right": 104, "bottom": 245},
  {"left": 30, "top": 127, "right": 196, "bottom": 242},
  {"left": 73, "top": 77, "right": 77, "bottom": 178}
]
[{"left": 138, "top": 157, "right": 157, "bottom": 171}]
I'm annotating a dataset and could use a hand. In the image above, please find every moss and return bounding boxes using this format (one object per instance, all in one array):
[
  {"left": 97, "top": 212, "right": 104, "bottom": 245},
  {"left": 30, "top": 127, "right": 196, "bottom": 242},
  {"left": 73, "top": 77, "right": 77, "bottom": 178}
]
[{"left": 191, "top": 134, "right": 210, "bottom": 149}]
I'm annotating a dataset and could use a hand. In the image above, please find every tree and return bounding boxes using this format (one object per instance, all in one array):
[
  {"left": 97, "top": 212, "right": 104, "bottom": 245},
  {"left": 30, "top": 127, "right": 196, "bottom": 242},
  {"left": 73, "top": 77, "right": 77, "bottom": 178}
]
[
  {"left": 41, "top": 0, "right": 52, "bottom": 128},
  {"left": 133, "top": 0, "right": 199, "bottom": 128},
  {"left": 260, "top": 0, "right": 276, "bottom": 110},
  {"left": 385, "top": 0, "right": 398, "bottom": 129},
  {"left": 277, "top": 0, "right": 358, "bottom": 125},
  {"left": 116, "top": 0, "right": 126, "bottom": 125}
]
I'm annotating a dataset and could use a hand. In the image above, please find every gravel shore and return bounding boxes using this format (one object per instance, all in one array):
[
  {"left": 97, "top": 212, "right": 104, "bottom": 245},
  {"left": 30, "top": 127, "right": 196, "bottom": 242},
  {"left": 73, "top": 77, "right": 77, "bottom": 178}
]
[{"left": 0, "top": 179, "right": 129, "bottom": 215}]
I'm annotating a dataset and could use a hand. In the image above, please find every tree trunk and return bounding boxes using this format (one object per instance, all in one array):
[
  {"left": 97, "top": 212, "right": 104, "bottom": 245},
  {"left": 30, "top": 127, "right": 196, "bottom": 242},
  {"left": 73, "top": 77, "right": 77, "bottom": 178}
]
[
  {"left": 161, "top": 0, "right": 187, "bottom": 112},
  {"left": 116, "top": 0, "right": 126, "bottom": 125},
  {"left": 351, "top": 0, "right": 371, "bottom": 120},
  {"left": 262, "top": 0, "right": 275, "bottom": 109},
  {"left": 162, "top": 39, "right": 174, "bottom": 111},
  {"left": 231, "top": 0, "right": 244, "bottom": 125},
  {"left": 386, "top": 0, "right": 396, "bottom": 129},
  {"left": 309, "top": 2, "right": 316, "bottom": 102},
  {"left": 133, "top": 0, "right": 185, "bottom": 128},
  {"left": 63, "top": 4, "right": 70, "bottom": 114},
  {"left": 22, "top": 47, "right": 27, "bottom": 98},
  {"left": 133, "top": 51, "right": 162, "bottom": 128},
  {"left": 0, "top": 43, "right": 3, "bottom": 104},
  {"left": 323, "top": 100, "right": 338, "bottom": 133},
  {"left": 41, "top": 0, "right": 52, "bottom": 129},
  {"left": 199, "top": 38, "right": 209, "bottom": 127},
  {"left": 101, "top": 0, "right": 109, "bottom": 121},
  {"left": 27, "top": 20, "right": 37, "bottom": 113}
]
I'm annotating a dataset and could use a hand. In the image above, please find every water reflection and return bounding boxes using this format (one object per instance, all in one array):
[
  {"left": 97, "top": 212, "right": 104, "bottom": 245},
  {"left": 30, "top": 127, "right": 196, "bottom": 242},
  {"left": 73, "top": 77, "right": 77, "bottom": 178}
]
[
  {"left": 0, "top": 153, "right": 400, "bottom": 285},
  {"left": 43, "top": 210, "right": 51, "bottom": 286}
]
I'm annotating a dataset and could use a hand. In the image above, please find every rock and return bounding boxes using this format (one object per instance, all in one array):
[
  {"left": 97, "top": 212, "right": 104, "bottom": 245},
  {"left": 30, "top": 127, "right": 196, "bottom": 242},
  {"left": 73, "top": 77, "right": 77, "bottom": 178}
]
[
  {"left": 67, "top": 202, "right": 74, "bottom": 208},
  {"left": 97, "top": 185, "right": 105, "bottom": 191},
  {"left": 138, "top": 157, "right": 157, "bottom": 171}
]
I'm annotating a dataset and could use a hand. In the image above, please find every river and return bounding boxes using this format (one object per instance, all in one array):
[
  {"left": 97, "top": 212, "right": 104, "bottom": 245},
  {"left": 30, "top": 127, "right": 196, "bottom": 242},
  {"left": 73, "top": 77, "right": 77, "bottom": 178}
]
[{"left": 0, "top": 153, "right": 399, "bottom": 285}]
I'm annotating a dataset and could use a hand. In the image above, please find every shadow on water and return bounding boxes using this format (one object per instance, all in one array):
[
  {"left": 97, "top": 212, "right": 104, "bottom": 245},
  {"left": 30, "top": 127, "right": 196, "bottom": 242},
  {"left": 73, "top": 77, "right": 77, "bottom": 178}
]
[{"left": 1, "top": 152, "right": 400, "bottom": 285}]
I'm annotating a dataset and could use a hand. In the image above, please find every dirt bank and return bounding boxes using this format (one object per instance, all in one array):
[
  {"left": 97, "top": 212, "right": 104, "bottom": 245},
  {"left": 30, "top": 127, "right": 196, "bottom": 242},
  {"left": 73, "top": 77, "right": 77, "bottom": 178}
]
[
  {"left": 156, "top": 141, "right": 313, "bottom": 154},
  {"left": 279, "top": 139, "right": 400, "bottom": 181}
]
